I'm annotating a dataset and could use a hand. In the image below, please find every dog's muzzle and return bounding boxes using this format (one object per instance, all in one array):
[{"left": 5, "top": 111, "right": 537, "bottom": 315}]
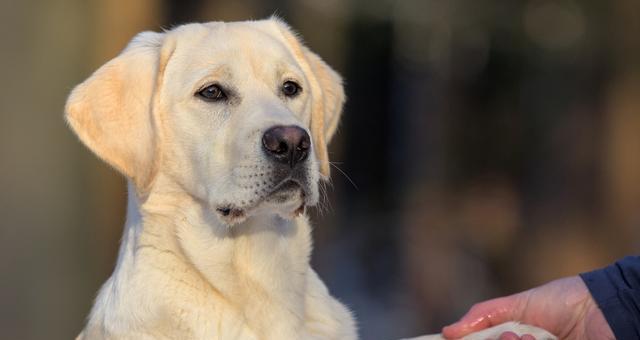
[
  {"left": 261, "top": 124, "right": 312, "bottom": 208},
  {"left": 215, "top": 125, "right": 313, "bottom": 224}
]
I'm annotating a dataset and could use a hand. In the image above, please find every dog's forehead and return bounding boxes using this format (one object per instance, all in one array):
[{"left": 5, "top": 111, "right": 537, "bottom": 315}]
[{"left": 170, "top": 21, "right": 301, "bottom": 78}]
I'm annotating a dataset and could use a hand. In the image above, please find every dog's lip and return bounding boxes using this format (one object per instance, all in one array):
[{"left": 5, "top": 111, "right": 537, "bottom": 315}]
[
  {"left": 215, "top": 179, "right": 308, "bottom": 221},
  {"left": 216, "top": 206, "right": 244, "bottom": 217},
  {"left": 270, "top": 179, "right": 305, "bottom": 195}
]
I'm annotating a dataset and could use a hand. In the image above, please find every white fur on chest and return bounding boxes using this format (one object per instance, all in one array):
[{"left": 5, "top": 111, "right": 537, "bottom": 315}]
[{"left": 78, "top": 182, "right": 355, "bottom": 340}]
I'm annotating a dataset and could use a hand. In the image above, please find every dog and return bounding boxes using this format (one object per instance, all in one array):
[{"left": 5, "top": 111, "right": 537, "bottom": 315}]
[{"left": 66, "top": 18, "right": 556, "bottom": 340}]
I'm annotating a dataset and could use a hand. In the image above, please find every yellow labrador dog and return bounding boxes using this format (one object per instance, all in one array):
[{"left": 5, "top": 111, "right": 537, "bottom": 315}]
[{"left": 66, "top": 18, "right": 555, "bottom": 340}]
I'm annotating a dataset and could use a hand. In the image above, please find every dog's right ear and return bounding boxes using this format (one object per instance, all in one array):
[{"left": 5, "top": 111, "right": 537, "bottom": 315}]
[{"left": 65, "top": 31, "right": 174, "bottom": 191}]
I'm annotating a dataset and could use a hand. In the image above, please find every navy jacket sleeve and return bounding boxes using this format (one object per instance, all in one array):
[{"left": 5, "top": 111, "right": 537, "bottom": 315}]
[{"left": 580, "top": 256, "right": 640, "bottom": 340}]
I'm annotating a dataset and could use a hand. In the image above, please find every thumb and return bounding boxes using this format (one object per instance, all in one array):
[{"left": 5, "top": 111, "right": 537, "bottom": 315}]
[{"left": 442, "top": 294, "right": 526, "bottom": 339}]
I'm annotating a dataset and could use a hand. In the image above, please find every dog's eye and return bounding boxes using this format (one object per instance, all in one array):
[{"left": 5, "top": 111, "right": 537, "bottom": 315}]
[
  {"left": 282, "top": 81, "right": 301, "bottom": 97},
  {"left": 197, "top": 84, "right": 227, "bottom": 101}
]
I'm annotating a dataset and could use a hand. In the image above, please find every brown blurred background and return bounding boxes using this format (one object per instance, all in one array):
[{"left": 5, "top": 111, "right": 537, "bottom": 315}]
[{"left": 1, "top": 0, "right": 639, "bottom": 339}]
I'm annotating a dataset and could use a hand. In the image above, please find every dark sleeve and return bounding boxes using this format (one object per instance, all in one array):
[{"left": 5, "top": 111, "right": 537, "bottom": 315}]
[{"left": 580, "top": 256, "right": 640, "bottom": 340}]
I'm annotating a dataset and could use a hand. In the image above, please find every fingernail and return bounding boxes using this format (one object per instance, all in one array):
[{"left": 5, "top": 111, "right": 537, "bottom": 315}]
[{"left": 441, "top": 325, "right": 455, "bottom": 338}]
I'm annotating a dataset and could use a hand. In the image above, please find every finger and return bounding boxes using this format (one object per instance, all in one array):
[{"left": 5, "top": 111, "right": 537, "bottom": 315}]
[
  {"left": 442, "top": 294, "right": 526, "bottom": 338},
  {"left": 521, "top": 335, "right": 536, "bottom": 340},
  {"left": 498, "top": 331, "right": 521, "bottom": 340}
]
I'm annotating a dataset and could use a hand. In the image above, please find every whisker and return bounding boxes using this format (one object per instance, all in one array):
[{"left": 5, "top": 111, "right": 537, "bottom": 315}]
[
  {"left": 318, "top": 184, "right": 326, "bottom": 216},
  {"left": 314, "top": 179, "right": 332, "bottom": 216},
  {"left": 329, "top": 162, "right": 358, "bottom": 190}
]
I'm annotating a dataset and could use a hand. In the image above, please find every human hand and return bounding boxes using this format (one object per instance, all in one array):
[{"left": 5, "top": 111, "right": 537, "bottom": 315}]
[{"left": 441, "top": 276, "right": 614, "bottom": 340}]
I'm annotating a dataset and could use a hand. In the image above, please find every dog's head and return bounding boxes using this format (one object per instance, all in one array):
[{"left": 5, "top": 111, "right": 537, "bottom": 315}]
[{"left": 65, "top": 19, "right": 344, "bottom": 225}]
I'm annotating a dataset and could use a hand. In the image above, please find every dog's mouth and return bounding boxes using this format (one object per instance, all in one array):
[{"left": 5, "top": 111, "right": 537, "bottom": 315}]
[
  {"left": 216, "top": 179, "right": 307, "bottom": 225},
  {"left": 266, "top": 180, "right": 304, "bottom": 202}
]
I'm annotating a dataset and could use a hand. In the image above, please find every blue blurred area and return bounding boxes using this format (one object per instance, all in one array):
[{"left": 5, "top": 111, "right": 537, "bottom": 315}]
[{"left": 1, "top": 0, "right": 639, "bottom": 339}]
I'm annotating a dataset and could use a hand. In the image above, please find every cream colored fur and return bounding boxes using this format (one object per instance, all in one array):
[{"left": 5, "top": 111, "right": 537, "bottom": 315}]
[{"left": 67, "top": 18, "right": 555, "bottom": 340}]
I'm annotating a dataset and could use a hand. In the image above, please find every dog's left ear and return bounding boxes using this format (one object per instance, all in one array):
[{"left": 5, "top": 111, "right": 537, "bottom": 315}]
[
  {"left": 65, "top": 32, "right": 174, "bottom": 192},
  {"left": 273, "top": 19, "right": 345, "bottom": 179}
]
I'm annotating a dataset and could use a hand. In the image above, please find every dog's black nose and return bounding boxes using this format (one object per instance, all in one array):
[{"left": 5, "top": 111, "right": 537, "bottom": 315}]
[{"left": 262, "top": 125, "right": 311, "bottom": 168}]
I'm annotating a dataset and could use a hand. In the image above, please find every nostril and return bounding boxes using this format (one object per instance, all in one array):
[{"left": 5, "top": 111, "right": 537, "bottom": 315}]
[
  {"left": 276, "top": 141, "right": 288, "bottom": 154},
  {"left": 298, "top": 135, "right": 311, "bottom": 151},
  {"left": 262, "top": 130, "right": 288, "bottom": 154}
]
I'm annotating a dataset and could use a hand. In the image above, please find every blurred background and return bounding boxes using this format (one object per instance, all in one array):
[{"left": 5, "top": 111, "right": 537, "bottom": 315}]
[{"left": 1, "top": 0, "right": 639, "bottom": 339}]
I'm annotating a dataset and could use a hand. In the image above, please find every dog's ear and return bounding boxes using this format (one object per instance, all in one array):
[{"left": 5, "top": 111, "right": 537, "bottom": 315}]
[
  {"left": 302, "top": 46, "right": 345, "bottom": 178},
  {"left": 65, "top": 31, "right": 174, "bottom": 191},
  {"left": 272, "top": 19, "right": 345, "bottom": 179}
]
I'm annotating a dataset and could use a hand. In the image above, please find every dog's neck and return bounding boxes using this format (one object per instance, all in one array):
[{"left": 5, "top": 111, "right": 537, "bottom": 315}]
[{"left": 115, "top": 178, "right": 313, "bottom": 336}]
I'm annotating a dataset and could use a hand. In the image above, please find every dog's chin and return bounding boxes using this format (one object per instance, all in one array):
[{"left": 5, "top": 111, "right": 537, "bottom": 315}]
[{"left": 215, "top": 180, "right": 310, "bottom": 226}]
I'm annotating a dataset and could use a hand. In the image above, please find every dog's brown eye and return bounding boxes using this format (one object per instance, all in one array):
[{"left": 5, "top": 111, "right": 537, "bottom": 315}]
[
  {"left": 197, "top": 84, "right": 227, "bottom": 101},
  {"left": 282, "top": 81, "right": 301, "bottom": 97}
]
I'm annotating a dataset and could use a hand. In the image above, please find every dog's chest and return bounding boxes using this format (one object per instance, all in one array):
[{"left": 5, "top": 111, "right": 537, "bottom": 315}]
[
  {"left": 157, "top": 216, "right": 314, "bottom": 338},
  {"left": 119, "top": 249, "right": 309, "bottom": 340}
]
